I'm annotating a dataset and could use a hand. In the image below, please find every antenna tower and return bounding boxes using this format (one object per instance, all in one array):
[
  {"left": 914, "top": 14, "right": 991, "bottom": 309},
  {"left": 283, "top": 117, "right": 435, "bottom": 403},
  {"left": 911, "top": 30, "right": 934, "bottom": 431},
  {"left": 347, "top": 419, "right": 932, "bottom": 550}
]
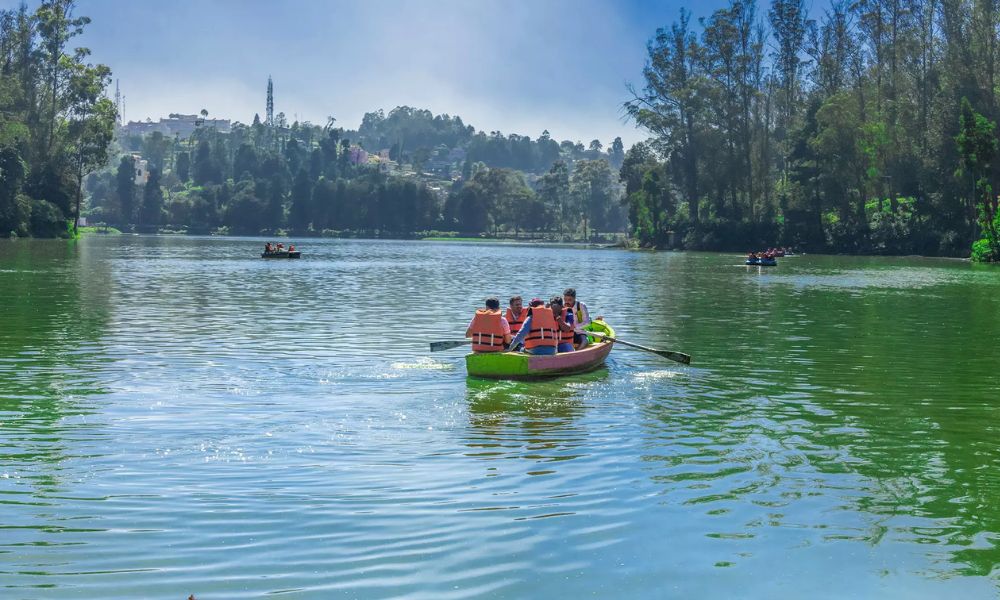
[
  {"left": 114, "top": 79, "right": 122, "bottom": 125},
  {"left": 266, "top": 76, "right": 274, "bottom": 127}
]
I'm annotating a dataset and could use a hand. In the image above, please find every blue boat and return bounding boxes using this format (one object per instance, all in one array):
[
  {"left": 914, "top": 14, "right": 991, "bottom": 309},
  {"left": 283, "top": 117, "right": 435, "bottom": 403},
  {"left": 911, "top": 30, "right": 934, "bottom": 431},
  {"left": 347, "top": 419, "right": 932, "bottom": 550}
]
[{"left": 746, "top": 257, "right": 777, "bottom": 266}]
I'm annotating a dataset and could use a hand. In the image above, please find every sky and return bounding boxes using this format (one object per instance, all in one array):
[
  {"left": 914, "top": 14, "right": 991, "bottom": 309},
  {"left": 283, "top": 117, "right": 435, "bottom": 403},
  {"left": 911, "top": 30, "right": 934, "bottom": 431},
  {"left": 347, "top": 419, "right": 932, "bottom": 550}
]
[{"left": 6, "top": 0, "right": 827, "bottom": 147}]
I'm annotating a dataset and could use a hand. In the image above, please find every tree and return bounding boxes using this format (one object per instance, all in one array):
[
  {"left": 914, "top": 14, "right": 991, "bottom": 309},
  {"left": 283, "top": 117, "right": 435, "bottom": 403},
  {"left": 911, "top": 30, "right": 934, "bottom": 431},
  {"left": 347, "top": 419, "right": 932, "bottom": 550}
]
[
  {"left": 68, "top": 97, "right": 116, "bottom": 234},
  {"left": 769, "top": 0, "right": 807, "bottom": 176},
  {"left": 0, "top": 147, "right": 30, "bottom": 236},
  {"left": 957, "top": 97, "right": 1000, "bottom": 260},
  {"left": 193, "top": 139, "right": 221, "bottom": 185},
  {"left": 287, "top": 168, "right": 312, "bottom": 232},
  {"left": 233, "top": 143, "right": 258, "bottom": 181},
  {"left": 571, "top": 159, "right": 621, "bottom": 239},
  {"left": 142, "top": 131, "right": 171, "bottom": 172},
  {"left": 176, "top": 151, "right": 190, "bottom": 182},
  {"left": 115, "top": 155, "right": 136, "bottom": 226},
  {"left": 627, "top": 10, "right": 705, "bottom": 224},
  {"left": 138, "top": 167, "right": 164, "bottom": 229},
  {"left": 607, "top": 137, "right": 626, "bottom": 169},
  {"left": 0, "top": 0, "right": 115, "bottom": 237},
  {"left": 538, "top": 160, "right": 570, "bottom": 233}
]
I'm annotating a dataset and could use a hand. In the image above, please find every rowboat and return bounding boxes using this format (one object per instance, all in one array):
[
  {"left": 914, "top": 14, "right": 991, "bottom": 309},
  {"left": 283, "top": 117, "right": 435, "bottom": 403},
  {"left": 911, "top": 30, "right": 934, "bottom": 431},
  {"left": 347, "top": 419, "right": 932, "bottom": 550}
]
[
  {"left": 746, "top": 257, "right": 777, "bottom": 266},
  {"left": 261, "top": 251, "right": 301, "bottom": 259},
  {"left": 465, "top": 320, "right": 615, "bottom": 380}
]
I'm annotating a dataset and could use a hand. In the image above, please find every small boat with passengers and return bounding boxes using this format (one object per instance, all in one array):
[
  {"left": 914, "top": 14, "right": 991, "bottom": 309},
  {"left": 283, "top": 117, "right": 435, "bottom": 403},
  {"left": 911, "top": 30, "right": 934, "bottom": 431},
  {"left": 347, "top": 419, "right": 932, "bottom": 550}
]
[
  {"left": 746, "top": 256, "right": 777, "bottom": 266},
  {"left": 261, "top": 250, "right": 301, "bottom": 259},
  {"left": 465, "top": 320, "right": 615, "bottom": 379}
]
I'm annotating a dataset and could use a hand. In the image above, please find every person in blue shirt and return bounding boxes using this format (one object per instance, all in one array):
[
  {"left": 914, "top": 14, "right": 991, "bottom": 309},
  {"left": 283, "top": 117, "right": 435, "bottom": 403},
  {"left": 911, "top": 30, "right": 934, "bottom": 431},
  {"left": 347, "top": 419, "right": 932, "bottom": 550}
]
[{"left": 507, "top": 297, "right": 574, "bottom": 354}]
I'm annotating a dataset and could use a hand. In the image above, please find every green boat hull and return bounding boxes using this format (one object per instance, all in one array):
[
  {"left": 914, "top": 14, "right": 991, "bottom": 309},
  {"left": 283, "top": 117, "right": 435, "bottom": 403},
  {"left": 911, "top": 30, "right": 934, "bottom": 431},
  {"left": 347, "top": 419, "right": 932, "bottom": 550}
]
[{"left": 465, "top": 321, "right": 615, "bottom": 380}]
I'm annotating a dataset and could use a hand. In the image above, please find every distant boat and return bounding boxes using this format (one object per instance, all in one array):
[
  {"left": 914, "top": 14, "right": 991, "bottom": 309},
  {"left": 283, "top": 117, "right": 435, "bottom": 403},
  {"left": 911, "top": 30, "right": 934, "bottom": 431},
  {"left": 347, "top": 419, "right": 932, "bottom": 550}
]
[
  {"left": 261, "top": 251, "right": 301, "bottom": 259},
  {"left": 746, "top": 257, "right": 777, "bottom": 266}
]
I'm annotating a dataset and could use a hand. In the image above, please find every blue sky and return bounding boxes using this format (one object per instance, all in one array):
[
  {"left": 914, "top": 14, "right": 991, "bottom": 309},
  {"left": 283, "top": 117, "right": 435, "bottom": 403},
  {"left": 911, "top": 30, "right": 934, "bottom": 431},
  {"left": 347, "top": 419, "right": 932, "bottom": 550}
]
[{"left": 9, "top": 0, "right": 826, "bottom": 147}]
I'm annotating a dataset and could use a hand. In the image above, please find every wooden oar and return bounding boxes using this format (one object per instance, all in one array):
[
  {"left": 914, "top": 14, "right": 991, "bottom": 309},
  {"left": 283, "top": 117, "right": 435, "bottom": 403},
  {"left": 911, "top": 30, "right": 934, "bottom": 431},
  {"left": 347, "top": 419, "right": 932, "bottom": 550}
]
[
  {"left": 430, "top": 339, "right": 471, "bottom": 352},
  {"left": 588, "top": 331, "right": 691, "bottom": 364}
]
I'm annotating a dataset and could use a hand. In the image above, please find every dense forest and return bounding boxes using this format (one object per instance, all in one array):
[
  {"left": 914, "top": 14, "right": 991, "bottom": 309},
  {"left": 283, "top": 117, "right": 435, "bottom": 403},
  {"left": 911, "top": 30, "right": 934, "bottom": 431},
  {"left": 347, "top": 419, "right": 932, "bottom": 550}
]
[
  {"left": 1, "top": 2, "right": 627, "bottom": 241},
  {"left": 93, "top": 111, "right": 628, "bottom": 238},
  {"left": 5, "top": 0, "right": 1000, "bottom": 261},
  {"left": 624, "top": 0, "right": 1000, "bottom": 261},
  {"left": 84, "top": 113, "right": 628, "bottom": 238}
]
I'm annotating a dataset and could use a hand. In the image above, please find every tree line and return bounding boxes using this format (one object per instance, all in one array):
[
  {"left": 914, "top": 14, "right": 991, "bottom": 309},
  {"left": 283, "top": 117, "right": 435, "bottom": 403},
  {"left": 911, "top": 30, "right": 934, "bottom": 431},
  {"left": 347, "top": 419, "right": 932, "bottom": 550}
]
[
  {"left": 624, "top": 0, "right": 1000, "bottom": 261},
  {"left": 0, "top": 0, "right": 116, "bottom": 238},
  {"left": 87, "top": 120, "right": 626, "bottom": 238},
  {"left": 1, "top": 1, "right": 630, "bottom": 240}
]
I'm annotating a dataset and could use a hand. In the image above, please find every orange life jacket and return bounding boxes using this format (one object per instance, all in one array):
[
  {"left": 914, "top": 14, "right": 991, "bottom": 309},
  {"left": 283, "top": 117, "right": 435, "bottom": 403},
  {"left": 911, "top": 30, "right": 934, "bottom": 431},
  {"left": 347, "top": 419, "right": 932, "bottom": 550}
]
[
  {"left": 505, "top": 307, "right": 528, "bottom": 334},
  {"left": 524, "top": 306, "right": 558, "bottom": 349},
  {"left": 470, "top": 309, "right": 506, "bottom": 353},
  {"left": 560, "top": 307, "right": 575, "bottom": 344}
]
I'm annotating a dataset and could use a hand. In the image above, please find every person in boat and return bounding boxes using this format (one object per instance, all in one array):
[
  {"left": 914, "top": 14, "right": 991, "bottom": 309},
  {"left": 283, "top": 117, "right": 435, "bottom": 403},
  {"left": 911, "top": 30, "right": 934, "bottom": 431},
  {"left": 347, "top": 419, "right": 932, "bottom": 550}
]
[
  {"left": 289, "top": 244, "right": 295, "bottom": 252},
  {"left": 465, "top": 297, "right": 512, "bottom": 353},
  {"left": 562, "top": 288, "right": 594, "bottom": 349},
  {"left": 548, "top": 296, "right": 576, "bottom": 353},
  {"left": 265, "top": 242, "right": 272, "bottom": 253},
  {"left": 505, "top": 296, "right": 528, "bottom": 350},
  {"left": 506, "top": 298, "right": 566, "bottom": 355},
  {"left": 276, "top": 243, "right": 284, "bottom": 252}
]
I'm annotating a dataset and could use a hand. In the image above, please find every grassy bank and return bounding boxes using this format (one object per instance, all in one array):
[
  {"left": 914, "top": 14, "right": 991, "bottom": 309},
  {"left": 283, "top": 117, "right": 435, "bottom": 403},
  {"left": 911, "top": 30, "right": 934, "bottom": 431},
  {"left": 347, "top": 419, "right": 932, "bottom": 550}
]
[{"left": 78, "top": 225, "right": 123, "bottom": 235}]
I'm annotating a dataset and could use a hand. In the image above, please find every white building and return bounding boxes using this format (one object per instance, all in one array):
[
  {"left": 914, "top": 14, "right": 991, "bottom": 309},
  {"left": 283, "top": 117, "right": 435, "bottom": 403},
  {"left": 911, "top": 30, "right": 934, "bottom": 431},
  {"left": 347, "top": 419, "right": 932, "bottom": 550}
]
[
  {"left": 122, "top": 114, "right": 232, "bottom": 139},
  {"left": 132, "top": 154, "right": 149, "bottom": 185}
]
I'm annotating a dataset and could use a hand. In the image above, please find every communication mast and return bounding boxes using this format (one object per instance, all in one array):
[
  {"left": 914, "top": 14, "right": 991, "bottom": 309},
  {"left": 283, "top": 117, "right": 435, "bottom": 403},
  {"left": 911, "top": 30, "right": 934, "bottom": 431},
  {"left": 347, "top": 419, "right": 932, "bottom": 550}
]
[
  {"left": 114, "top": 79, "right": 123, "bottom": 125},
  {"left": 266, "top": 76, "right": 274, "bottom": 127}
]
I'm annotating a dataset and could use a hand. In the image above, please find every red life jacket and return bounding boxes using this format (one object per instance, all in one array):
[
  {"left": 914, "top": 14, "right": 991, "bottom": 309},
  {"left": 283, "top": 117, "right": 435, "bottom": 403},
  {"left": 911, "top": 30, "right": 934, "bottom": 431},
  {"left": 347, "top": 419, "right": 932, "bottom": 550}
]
[
  {"left": 505, "top": 307, "right": 528, "bottom": 334},
  {"left": 470, "top": 309, "right": 506, "bottom": 353},
  {"left": 524, "top": 306, "right": 558, "bottom": 349}
]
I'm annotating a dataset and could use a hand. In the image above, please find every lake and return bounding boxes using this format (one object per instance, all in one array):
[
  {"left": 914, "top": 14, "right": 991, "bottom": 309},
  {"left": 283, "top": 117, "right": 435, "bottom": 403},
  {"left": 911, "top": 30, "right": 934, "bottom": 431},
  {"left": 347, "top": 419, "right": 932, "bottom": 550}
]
[{"left": 2, "top": 235, "right": 1000, "bottom": 598}]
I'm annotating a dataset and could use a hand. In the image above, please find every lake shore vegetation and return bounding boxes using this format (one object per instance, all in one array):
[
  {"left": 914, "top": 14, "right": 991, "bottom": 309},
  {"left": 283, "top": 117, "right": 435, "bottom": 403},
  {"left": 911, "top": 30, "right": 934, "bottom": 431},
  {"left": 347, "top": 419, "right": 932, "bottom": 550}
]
[
  {"left": 624, "top": 0, "right": 1000, "bottom": 261},
  {"left": 5, "top": 0, "right": 1000, "bottom": 262}
]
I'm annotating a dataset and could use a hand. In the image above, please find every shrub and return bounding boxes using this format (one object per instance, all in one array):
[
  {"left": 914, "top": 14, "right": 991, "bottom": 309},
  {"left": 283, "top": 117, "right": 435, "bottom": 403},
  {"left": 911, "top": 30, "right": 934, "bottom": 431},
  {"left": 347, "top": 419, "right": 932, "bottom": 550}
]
[{"left": 971, "top": 238, "right": 998, "bottom": 262}]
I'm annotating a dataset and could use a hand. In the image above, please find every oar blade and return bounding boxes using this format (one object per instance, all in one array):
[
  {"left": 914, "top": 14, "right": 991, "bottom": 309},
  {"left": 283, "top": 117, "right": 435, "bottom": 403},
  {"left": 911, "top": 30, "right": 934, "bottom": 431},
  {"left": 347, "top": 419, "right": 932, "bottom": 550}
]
[
  {"left": 430, "top": 340, "right": 470, "bottom": 352},
  {"left": 590, "top": 331, "right": 691, "bottom": 364},
  {"left": 658, "top": 350, "right": 691, "bottom": 365}
]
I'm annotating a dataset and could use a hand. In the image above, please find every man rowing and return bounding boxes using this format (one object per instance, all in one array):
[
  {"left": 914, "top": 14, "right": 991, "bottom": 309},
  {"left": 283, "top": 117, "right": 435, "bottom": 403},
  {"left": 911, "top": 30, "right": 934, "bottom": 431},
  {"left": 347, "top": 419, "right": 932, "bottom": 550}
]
[{"left": 563, "top": 288, "right": 594, "bottom": 349}]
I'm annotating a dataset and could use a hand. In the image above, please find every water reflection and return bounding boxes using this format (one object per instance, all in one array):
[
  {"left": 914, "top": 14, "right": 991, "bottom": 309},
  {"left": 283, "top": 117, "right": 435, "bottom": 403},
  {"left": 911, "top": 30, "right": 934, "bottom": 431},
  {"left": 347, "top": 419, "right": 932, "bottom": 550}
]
[
  {"left": 0, "top": 240, "right": 115, "bottom": 579},
  {"left": 463, "top": 372, "right": 605, "bottom": 470},
  {"left": 629, "top": 252, "right": 1000, "bottom": 580}
]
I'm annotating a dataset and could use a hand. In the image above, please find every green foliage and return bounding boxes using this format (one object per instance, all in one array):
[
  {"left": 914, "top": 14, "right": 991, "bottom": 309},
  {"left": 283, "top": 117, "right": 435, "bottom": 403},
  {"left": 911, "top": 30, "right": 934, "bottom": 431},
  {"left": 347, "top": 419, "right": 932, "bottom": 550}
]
[
  {"left": 115, "top": 155, "right": 136, "bottom": 226},
  {"left": 138, "top": 167, "right": 164, "bottom": 230},
  {"left": 956, "top": 98, "right": 1000, "bottom": 261},
  {"left": 620, "top": 0, "right": 1000, "bottom": 256},
  {"left": 0, "top": 1, "right": 115, "bottom": 237},
  {"left": 175, "top": 152, "right": 190, "bottom": 182},
  {"left": 971, "top": 238, "right": 997, "bottom": 262}
]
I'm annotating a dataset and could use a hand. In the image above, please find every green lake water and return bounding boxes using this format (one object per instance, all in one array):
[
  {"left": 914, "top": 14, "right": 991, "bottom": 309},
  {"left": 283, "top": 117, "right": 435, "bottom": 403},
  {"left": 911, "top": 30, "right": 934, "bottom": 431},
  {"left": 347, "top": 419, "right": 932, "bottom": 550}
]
[{"left": 2, "top": 235, "right": 1000, "bottom": 598}]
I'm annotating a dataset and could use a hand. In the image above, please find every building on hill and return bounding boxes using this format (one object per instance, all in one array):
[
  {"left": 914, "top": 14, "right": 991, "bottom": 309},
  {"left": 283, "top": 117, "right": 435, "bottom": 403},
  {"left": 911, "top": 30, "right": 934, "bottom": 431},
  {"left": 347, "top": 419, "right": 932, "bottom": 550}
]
[
  {"left": 122, "top": 114, "right": 232, "bottom": 138},
  {"left": 349, "top": 146, "right": 369, "bottom": 165},
  {"left": 131, "top": 154, "right": 149, "bottom": 185}
]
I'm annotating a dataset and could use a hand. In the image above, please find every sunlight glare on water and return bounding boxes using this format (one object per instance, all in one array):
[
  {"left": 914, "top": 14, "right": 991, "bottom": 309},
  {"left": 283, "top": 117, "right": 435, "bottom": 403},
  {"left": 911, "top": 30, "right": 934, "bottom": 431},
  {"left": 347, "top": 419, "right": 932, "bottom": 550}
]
[{"left": 1, "top": 236, "right": 999, "bottom": 598}]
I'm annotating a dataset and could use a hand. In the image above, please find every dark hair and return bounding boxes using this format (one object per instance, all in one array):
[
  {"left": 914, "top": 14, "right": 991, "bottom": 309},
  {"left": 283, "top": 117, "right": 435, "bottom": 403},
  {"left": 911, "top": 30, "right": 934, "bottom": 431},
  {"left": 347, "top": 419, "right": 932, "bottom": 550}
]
[
  {"left": 485, "top": 297, "right": 500, "bottom": 310},
  {"left": 563, "top": 288, "right": 576, "bottom": 298},
  {"left": 509, "top": 295, "right": 522, "bottom": 305},
  {"left": 549, "top": 296, "right": 563, "bottom": 307}
]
